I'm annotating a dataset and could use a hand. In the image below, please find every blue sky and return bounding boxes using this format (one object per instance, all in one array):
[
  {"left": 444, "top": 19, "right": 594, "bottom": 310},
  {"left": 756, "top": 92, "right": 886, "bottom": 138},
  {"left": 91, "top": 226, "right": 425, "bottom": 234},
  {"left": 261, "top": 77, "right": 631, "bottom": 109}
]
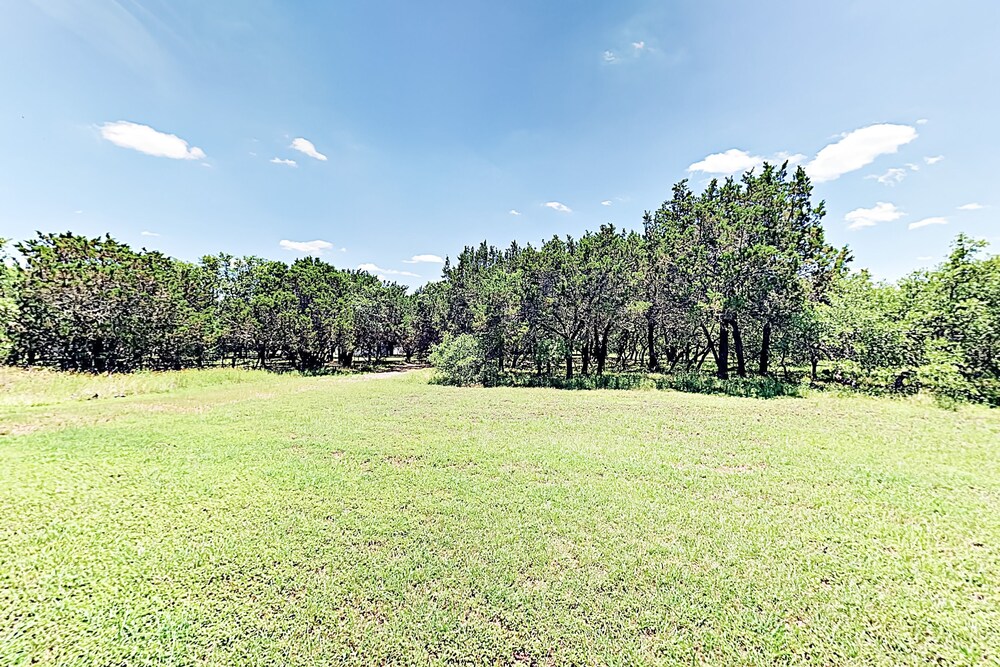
[{"left": 2, "top": 1, "right": 997, "bottom": 286}]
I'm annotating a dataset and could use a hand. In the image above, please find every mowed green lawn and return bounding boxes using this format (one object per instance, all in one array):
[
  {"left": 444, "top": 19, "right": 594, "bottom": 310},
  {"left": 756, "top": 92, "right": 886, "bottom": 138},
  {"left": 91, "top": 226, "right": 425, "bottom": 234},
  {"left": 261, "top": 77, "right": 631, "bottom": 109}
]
[{"left": 1, "top": 370, "right": 998, "bottom": 666}]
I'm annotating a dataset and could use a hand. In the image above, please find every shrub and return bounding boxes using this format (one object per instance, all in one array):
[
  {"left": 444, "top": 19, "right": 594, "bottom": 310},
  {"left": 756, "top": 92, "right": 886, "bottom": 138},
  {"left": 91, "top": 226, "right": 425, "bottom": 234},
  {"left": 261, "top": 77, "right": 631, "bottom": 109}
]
[
  {"left": 429, "top": 334, "right": 496, "bottom": 386},
  {"left": 917, "top": 340, "right": 979, "bottom": 408},
  {"left": 654, "top": 372, "right": 802, "bottom": 398}
]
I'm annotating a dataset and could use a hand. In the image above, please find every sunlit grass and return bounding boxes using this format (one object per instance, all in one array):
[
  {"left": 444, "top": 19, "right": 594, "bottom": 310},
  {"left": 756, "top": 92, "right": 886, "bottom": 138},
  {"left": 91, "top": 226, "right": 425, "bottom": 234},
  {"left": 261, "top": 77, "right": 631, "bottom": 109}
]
[
  {"left": 0, "top": 366, "right": 278, "bottom": 407},
  {"left": 1, "top": 370, "right": 997, "bottom": 665}
]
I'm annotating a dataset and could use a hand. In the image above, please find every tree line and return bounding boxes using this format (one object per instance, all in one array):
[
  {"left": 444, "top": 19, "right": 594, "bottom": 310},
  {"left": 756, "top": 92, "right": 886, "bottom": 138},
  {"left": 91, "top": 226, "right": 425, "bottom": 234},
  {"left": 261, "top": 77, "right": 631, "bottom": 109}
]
[{"left": 1, "top": 163, "right": 997, "bottom": 404}]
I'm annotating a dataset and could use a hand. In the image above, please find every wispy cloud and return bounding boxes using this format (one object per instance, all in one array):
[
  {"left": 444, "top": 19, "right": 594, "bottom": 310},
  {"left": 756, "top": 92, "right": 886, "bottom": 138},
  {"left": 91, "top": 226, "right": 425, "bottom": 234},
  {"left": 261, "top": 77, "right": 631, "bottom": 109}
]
[
  {"left": 605, "top": 39, "right": 655, "bottom": 64},
  {"left": 509, "top": 209, "right": 521, "bottom": 216},
  {"left": 140, "top": 230, "right": 160, "bottom": 237},
  {"left": 957, "top": 203, "right": 984, "bottom": 211},
  {"left": 845, "top": 202, "right": 904, "bottom": 230},
  {"left": 402, "top": 254, "right": 444, "bottom": 264},
  {"left": 74, "top": 210, "right": 83, "bottom": 214},
  {"left": 291, "top": 137, "right": 327, "bottom": 161},
  {"left": 924, "top": 155, "right": 944, "bottom": 165},
  {"left": 908, "top": 217, "right": 948, "bottom": 230},
  {"left": 866, "top": 167, "right": 909, "bottom": 186},
  {"left": 100, "top": 121, "right": 205, "bottom": 160},
  {"left": 543, "top": 201, "right": 572, "bottom": 213},
  {"left": 270, "top": 157, "right": 297, "bottom": 167},
  {"left": 358, "top": 263, "right": 419, "bottom": 278},
  {"left": 916, "top": 118, "right": 929, "bottom": 125},
  {"left": 32, "top": 0, "right": 169, "bottom": 76},
  {"left": 601, "top": 200, "right": 613, "bottom": 206},
  {"left": 806, "top": 123, "right": 918, "bottom": 183},
  {"left": 279, "top": 239, "right": 336, "bottom": 255}
]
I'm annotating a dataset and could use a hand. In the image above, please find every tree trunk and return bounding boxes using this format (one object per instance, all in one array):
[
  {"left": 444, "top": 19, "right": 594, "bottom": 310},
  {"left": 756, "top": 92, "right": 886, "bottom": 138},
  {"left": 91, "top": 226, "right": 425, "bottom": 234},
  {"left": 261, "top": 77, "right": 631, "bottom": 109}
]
[
  {"left": 701, "top": 324, "right": 719, "bottom": 367},
  {"left": 646, "top": 319, "right": 659, "bottom": 372},
  {"left": 92, "top": 338, "right": 106, "bottom": 374},
  {"left": 695, "top": 346, "right": 711, "bottom": 371},
  {"left": 717, "top": 320, "right": 729, "bottom": 380},
  {"left": 729, "top": 318, "right": 746, "bottom": 378},
  {"left": 595, "top": 324, "right": 610, "bottom": 375},
  {"left": 759, "top": 321, "right": 771, "bottom": 376},
  {"left": 565, "top": 351, "right": 573, "bottom": 379},
  {"left": 581, "top": 341, "right": 591, "bottom": 375}
]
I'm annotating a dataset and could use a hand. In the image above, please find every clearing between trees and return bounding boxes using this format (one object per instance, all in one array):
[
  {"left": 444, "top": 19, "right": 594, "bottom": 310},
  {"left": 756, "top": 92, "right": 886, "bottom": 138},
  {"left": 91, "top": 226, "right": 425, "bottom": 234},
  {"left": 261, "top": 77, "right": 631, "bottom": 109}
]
[{"left": 1, "top": 369, "right": 998, "bottom": 665}]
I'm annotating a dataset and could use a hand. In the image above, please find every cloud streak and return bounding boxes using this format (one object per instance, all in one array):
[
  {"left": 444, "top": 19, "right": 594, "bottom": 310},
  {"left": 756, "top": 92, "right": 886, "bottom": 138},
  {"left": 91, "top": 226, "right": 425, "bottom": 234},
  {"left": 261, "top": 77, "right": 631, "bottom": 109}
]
[
  {"left": 270, "top": 157, "right": 297, "bottom": 167},
  {"left": 403, "top": 254, "right": 444, "bottom": 264},
  {"left": 280, "top": 239, "right": 335, "bottom": 255},
  {"left": 845, "top": 202, "right": 904, "bottom": 230},
  {"left": 908, "top": 217, "right": 948, "bottom": 230},
  {"left": 100, "top": 121, "right": 205, "bottom": 160},
  {"left": 358, "top": 263, "right": 419, "bottom": 278},
  {"left": 867, "top": 167, "right": 908, "bottom": 186},
  {"left": 543, "top": 201, "right": 572, "bottom": 213},
  {"left": 806, "top": 123, "right": 917, "bottom": 183}
]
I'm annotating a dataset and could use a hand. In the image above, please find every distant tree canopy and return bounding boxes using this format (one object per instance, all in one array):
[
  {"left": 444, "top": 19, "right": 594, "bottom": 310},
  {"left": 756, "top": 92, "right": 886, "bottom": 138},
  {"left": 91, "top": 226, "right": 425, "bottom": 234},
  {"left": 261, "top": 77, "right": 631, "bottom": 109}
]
[{"left": 3, "top": 164, "right": 998, "bottom": 404}]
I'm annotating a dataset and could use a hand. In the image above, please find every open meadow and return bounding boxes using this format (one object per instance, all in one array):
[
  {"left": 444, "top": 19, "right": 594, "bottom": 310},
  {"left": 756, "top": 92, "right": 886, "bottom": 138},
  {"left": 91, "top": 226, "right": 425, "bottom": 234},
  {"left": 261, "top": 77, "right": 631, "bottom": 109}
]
[{"left": 1, "top": 368, "right": 998, "bottom": 665}]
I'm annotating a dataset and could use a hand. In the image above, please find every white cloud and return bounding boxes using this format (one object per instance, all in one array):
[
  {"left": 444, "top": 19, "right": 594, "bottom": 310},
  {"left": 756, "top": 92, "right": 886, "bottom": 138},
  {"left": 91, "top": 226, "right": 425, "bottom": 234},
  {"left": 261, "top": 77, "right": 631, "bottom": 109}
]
[
  {"left": 602, "top": 50, "right": 617, "bottom": 63},
  {"left": 688, "top": 149, "right": 765, "bottom": 175},
  {"left": 290, "top": 137, "right": 327, "bottom": 161},
  {"left": 866, "top": 167, "right": 908, "bottom": 186},
  {"left": 958, "top": 203, "right": 984, "bottom": 211},
  {"left": 270, "top": 157, "right": 297, "bottom": 167},
  {"left": 543, "top": 201, "right": 572, "bottom": 213},
  {"left": 140, "top": 230, "right": 159, "bottom": 237},
  {"left": 403, "top": 254, "right": 444, "bottom": 264},
  {"left": 806, "top": 123, "right": 918, "bottom": 183},
  {"left": 774, "top": 151, "right": 807, "bottom": 166},
  {"left": 916, "top": 118, "right": 929, "bottom": 125},
  {"left": 845, "top": 202, "right": 904, "bottom": 230},
  {"left": 509, "top": 209, "right": 521, "bottom": 216},
  {"left": 99, "top": 121, "right": 205, "bottom": 160},
  {"left": 924, "top": 155, "right": 944, "bottom": 165},
  {"left": 601, "top": 200, "right": 613, "bottom": 206},
  {"left": 74, "top": 210, "right": 83, "bottom": 214},
  {"left": 358, "top": 263, "right": 419, "bottom": 278},
  {"left": 280, "top": 239, "right": 335, "bottom": 255},
  {"left": 632, "top": 41, "right": 645, "bottom": 50},
  {"left": 908, "top": 217, "right": 948, "bottom": 230}
]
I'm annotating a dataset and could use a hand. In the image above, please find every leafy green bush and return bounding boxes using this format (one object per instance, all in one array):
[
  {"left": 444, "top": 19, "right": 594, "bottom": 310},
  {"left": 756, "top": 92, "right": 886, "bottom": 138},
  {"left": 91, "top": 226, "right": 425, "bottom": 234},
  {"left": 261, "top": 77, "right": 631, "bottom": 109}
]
[
  {"left": 429, "top": 334, "right": 497, "bottom": 386},
  {"left": 653, "top": 372, "right": 802, "bottom": 398},
  {"left": 477, "top": 370, "right": 801, "bottom": 398},
  {"left": 496, "top": 372, "right": 656, "bottom": 391},
  {"left": 917, "top": 340, "right": 979, "bottom": 408}
]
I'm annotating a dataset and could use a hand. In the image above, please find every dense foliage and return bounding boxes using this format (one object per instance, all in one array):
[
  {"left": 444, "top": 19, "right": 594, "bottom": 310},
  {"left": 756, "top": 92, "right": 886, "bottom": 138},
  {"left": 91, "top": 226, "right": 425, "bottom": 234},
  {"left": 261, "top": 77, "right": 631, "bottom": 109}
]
[
  {"left": 2, "top": 164, "right": 998, "bottom": 404},
  {"left": 3, "top": 234, "right": 411, "bottom": 372}
]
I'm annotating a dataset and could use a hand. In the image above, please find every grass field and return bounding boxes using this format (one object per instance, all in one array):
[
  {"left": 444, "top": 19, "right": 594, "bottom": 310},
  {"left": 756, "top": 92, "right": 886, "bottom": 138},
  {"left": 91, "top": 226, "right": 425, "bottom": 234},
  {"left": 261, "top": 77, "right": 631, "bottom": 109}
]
[{"left": 1, "top": 369, "right": 998, "bottom": 665}]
